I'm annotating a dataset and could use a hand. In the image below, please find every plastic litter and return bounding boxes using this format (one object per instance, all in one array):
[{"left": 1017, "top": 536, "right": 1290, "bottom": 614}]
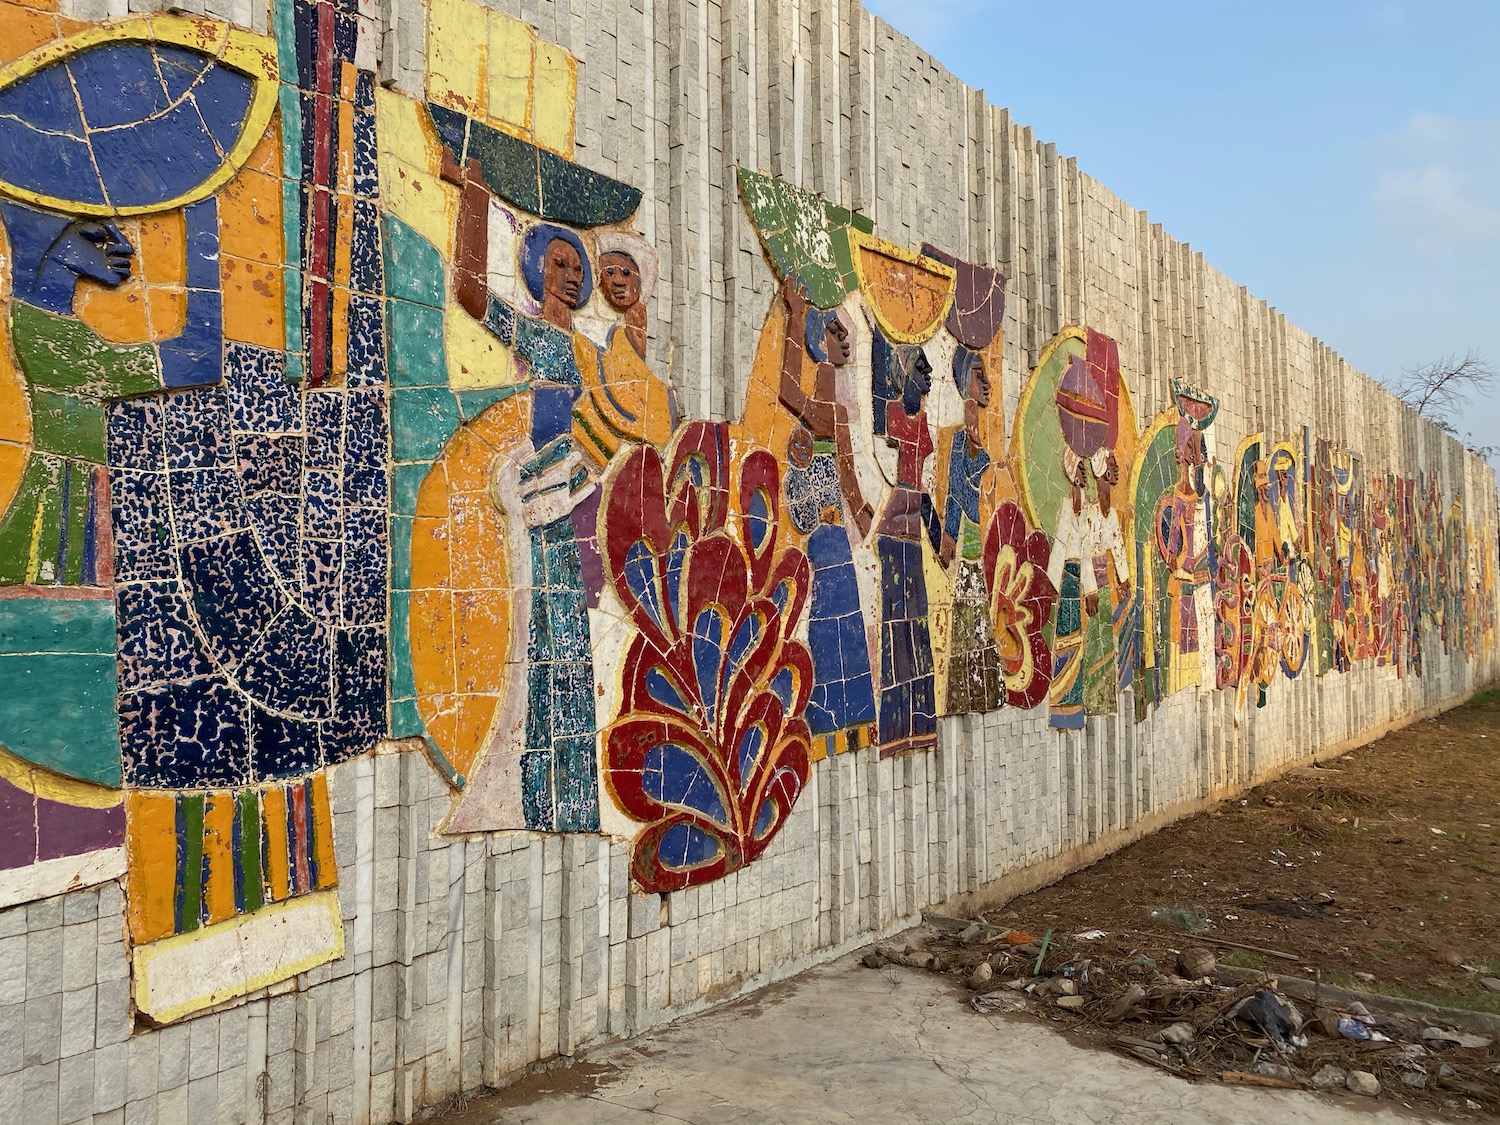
[
  {"left": 1232, "top": 989, "right": 1307, "bottom": 1054},
  {"left": 1075, "top": 929, "right": 1107, "bottom": 940},
  {"left": 1337, "top": 1016, "right": 1372, "bottom": 1041},
  {"left": 970, "top": 990, "right": 1026, "bottom": 1015},
  {"left": 1147, "top": 906, "right": 1210, "bottom": 932}
]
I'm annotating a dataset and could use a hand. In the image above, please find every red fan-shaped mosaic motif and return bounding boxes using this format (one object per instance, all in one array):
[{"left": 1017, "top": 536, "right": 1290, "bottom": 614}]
[
  {"left": 982, "top": 499, "right": 1057, "bottom": 710},
  {"left": 599, "top": 422, "right": 814, "bottom": 892}
]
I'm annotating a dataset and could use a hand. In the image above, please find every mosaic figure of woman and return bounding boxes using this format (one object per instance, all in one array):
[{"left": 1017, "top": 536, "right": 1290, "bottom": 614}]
[
  {"left": 872, "top": 336, "right": 941, "bottom": 756},
  {"left": 1046, "top": 448, "right": 1129, "bottom": 728},
  {"left": 576, "top": 231, "right": 677, "bottom": 463},
  {"left": 1155, "top": 410, "right": 1216, "bottom": 694},
  {"left": 935, "top": 347, "right": 1003, "bottom": 714},
  {"left": 463, "top": 222, "right": 602, "bottom": 832},
  {"left": 571, "top": 230, "right": 677, "bottom": 604},
  {"left": 776, "top": 278, "right": 877, "bottom": 751}
]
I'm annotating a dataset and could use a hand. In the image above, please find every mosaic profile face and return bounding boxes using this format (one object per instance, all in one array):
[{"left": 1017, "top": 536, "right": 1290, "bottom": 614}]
[{"left": 50, "top": 218, "right": 135, "bottom": 288}]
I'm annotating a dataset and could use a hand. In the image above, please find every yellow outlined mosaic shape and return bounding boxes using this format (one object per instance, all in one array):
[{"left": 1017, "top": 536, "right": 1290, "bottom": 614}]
[
  {"left": 0, "top": 15, "right": 278, "bottom": 217},
  {"left": 848, "top": 229, "right": 955, "bottom": 345}
]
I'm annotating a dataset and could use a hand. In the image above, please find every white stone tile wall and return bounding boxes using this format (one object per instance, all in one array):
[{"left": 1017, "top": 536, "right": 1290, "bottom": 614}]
[{"left": 16, "top": 2, "right": 1500, "bottom": 1124}]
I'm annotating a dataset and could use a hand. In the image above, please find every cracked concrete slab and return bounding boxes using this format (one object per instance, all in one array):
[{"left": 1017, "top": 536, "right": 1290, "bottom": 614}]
[{"left": 450, "top": 953, "right": 1431, "bottom": 1124}]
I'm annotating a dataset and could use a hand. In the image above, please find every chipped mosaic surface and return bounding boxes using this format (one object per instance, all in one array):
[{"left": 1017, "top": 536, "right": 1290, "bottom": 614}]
[{"left": 0, "top": 0, "right": 1494, "bottom": 1021}]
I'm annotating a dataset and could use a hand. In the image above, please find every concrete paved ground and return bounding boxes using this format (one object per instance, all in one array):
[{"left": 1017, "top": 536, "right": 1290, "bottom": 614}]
[{"left": 450, "top": 953, "right": 1431, "bottom": 1124}]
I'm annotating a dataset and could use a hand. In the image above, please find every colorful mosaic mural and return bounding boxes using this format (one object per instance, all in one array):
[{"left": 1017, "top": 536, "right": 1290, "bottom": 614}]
[{"left": 0, "top": 0, "right": 1494, "bottom": 1024}]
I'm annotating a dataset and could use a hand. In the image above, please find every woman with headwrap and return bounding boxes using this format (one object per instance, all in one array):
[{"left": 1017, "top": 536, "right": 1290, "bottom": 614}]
[
  {"left": 1047, "top": 447, "right": 1128, "bottom": 728},
  {"left": 573, "top": 230, "right": 677, "bottom": 463},
  {"left": 777, "top": 278, "right": 877, "bottom": 749},
  {"left": 936, "top": 348, "right": 1003, "bottom": 713},
  {"left": 463, "top": 220, "right": 603, "bottom": 832},
  {"left": 871, "top": 332, "right": 940, "bottom": 756},
  {"left": 1155, "top": 412, "right": 1215, "bottom": 695}
]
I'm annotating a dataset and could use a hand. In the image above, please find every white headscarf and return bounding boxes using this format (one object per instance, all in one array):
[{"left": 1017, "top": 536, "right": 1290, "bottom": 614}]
[{"left": 591, "top": 230, "right": 659, "bottom": 306}]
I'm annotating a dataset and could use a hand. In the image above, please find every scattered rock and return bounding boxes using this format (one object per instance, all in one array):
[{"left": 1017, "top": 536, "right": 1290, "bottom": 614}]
[
  {"left": 1178, "top": 947, "right": 1215, "bottom": 979},
  {"left": 967, "top": 962, "right": 994, "bottom": 989},
  {"left": 1309, "top": 890, "right": 1336, "bottom": 905},
  {"left": 957, "top": 923, "right": 985, "bottom": 944},
  {"left": 1049, "top": 978, "right": 1078, "bottom": 997},
  {"left": 1436, "top": 949, "right": 1465, "bottom": 968},
  {"left": 1056, "top": 995, "right": 1086, "bottom": 1010},
  {"left": 1154, "top": 1022, "right": 1196, "bottom": 1045},
  {"left": 879, "top": 947, "right": 937, "bottom": 971},
  {"left": 1353, "top": 971, "right": 1375, "bottom": 984},
  {"left": 1105, "top": 984, "right": 1147, "bottom": 1022},
  {"left": 1480, "top": 976, "right": 1500, "bottom": 993},
  {"left": 1401, "top": 1069, "right": 1427, "bottom": 1089},
  {"left": 1001, "top": 978, "right": 1029, "bottom": 991},
  {"left": 1346, "top": 1070, "right": 1381, "bottom": 1097},
  {"left": 860, "top": 949, "right": 886, "bottom": 969},
  {"left": 1311, "top": 1064, "right": 1347, "bottom": 1090}
]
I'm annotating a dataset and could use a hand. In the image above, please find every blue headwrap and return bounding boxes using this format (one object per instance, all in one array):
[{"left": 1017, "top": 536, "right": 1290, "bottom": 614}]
[
  {"left": 520, "top": 223, "right": 593, "bottom": 308},
  {"left": 952, "top": 346, "right": 983, "bottom": 393},
  {"left": 804, "top": 307, "right": 840, "bottom": 364}
]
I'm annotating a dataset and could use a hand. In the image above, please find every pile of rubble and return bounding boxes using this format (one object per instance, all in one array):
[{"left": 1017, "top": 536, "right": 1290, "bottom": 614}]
[{"left": 863, "top": 916, "right": 1500, "bottom": 1118}]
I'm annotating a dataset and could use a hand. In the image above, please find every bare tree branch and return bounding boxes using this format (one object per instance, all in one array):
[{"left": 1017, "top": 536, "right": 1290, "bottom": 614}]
[{"left": 1391, "top": 349, "right": 1495, "bottom": 426}]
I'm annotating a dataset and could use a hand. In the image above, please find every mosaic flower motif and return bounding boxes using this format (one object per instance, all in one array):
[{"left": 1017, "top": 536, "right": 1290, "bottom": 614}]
[
  {"left": 1214, "top": 534, "right": 1254, "bottom": 691},
  {"left": 982, "top": 499, "right": 1057, "bottom": 709},
  {"left": 600, "top": 422, "right": 814, "bottom": 892}
]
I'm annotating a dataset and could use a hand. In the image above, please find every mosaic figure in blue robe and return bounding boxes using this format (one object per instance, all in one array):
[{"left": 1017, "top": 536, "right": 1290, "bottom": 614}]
[
  {"left": 871, "top": 333, "right": 942, "bottom": 757},
  {"left": 776, "top": 279, "right": 877, "bottom": 751},
  {"left": 936, "top": 348, "right": 1003, "bottom": 714},
  {"left": 475, "top": 223, "right": 601, "bottom": 832}
]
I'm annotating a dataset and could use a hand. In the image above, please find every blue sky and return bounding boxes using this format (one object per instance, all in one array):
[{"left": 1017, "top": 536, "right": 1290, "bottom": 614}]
[{"left": 865, "top": 0, "right": 1500, "bottom": 469}]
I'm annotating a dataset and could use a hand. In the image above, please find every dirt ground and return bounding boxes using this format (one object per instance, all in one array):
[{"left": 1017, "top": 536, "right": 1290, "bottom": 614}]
[{"left": 896, "top": 687, "right": 1500, "bottom": 1120}]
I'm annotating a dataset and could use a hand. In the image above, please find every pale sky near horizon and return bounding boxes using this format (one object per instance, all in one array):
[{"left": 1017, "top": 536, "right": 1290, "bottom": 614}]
[{"left": 864, "top": 0, "right": 1500, "bottom": 471}]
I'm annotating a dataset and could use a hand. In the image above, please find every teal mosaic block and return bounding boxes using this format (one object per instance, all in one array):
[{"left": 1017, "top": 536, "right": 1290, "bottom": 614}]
[{"left": 391, "top": 385, "right": 462, "bottom": 462}]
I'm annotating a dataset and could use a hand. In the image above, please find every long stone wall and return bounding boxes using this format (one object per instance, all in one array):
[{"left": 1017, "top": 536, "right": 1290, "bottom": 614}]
[{"left": 0, "top": 0, "right": 1495, "bottom": 1123}]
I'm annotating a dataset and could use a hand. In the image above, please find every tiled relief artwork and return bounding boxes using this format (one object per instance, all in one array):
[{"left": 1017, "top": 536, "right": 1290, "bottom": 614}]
[{"left": 0, "top": 0, "right": 1494, "bottom": 1027}]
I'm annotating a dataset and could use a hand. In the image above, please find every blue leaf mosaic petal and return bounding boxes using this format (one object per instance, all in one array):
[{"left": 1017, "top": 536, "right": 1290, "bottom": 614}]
[
  {"left": 691, "top": 608, "right": 724, "bottom": 723},
  {"left": 642, "top": 743, "right": 729, "bottom": 827},
  {"left": 657, "top": 823, "right": 722, "bottom": 871}
]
